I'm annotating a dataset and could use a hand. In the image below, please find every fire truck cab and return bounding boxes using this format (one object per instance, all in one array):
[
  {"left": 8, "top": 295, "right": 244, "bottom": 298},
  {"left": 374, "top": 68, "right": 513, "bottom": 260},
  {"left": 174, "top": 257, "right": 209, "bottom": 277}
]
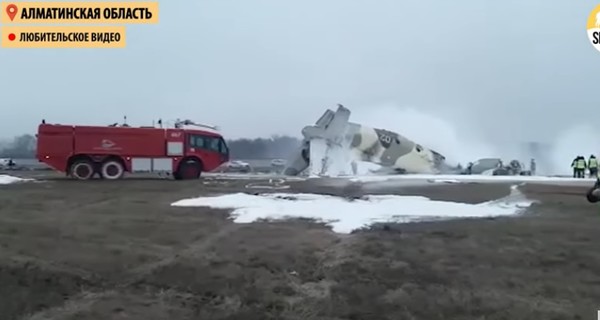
[{"left": 36, "top": 120, "right": 229, "bottom": 180}]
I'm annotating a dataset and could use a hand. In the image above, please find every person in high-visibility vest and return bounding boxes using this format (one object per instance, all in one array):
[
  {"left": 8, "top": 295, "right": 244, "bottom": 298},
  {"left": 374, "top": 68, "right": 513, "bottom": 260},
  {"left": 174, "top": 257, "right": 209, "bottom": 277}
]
[
  {"left": 576, "top": 155, "right": 587, "bottom": 178},
  {"left": 572, "top": 156, "right": 578, "bottom": 177},
  {"left": 588, "top": 154, "right": 598, "bottom": 178}
]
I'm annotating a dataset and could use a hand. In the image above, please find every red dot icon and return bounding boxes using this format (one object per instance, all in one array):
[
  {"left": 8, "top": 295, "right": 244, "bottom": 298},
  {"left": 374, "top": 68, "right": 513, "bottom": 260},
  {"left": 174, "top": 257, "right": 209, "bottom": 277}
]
[{"left": 8, "top": 33, "right": 15, "bottom": 41}]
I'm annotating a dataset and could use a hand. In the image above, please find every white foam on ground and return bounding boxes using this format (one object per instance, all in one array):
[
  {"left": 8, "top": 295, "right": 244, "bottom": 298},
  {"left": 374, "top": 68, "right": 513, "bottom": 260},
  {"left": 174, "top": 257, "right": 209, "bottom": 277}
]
[
  {"left": 171, "top": 190, "right": 533, "bottom": 234},
  {"left": 0, "top": 175, "right": 32, "bottom": 185},
  {"left": 351, "top": 173, "right": 596, "bottom": 184},
  {"left": 203, "top": 172, "right": 306, "bottom": 181},
  {"left": 245, "top": 178, "right": 291, "bottom": 190},
  {"left": 430, "top": 179, "right": 461, "bottom": 184}
]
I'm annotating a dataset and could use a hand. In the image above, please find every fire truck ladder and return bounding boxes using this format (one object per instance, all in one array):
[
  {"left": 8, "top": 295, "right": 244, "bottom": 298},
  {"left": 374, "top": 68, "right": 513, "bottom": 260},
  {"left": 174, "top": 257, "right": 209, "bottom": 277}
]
[{"left": 174, "top": 119, "right": 219, "bottom": 131}]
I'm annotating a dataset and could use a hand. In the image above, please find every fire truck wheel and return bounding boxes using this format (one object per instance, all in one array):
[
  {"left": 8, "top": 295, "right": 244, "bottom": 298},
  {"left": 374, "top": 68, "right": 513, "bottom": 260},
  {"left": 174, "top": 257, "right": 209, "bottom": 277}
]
[
  {"left": 70, "top": 160, "right": 95, "bottom": 180},
  {"left": 100, "top": 160, "right": 125, "bottom": 180},
  {"left": 178, "top": 159, "right": 202, "bottom": 180}
]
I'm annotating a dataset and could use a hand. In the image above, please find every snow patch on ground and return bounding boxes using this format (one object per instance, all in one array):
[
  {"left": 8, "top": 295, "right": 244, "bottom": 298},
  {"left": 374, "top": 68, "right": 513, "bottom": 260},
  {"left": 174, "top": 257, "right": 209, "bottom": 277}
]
[
  {"left": 171, "top": 189, "right": 533, "bottom": 234},
  {"left": 203, "top": 172, "right": 306, "bottom": 181},
  {"left": 429, "top": 179, "right": 461, "bottom": 184},
  {"left": 351, "top": 174, "right": 596, "bottom": 184},
  {"left": 0, "top": 175, "right": 33, "bottom": 185},
  {"left": 245, "top": 178, "right": 291, "bottom": 190}
]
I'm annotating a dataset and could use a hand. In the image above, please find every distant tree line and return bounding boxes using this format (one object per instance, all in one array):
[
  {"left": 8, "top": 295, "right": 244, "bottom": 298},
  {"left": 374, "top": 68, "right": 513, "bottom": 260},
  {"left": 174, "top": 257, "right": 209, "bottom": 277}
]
[
  {"left": 0, "top": 133, "right": 302, "bottom": 160},
  {"left": 0, "top": 134, "right": 36, "bottom": 158},
  {"left": 227, "top": 135, "right": 301, "bottom": 159}
]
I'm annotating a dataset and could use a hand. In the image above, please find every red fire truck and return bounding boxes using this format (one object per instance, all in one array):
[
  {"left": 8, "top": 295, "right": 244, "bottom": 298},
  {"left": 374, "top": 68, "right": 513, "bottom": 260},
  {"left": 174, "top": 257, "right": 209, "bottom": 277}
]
[{"left": 35, "top": 119, "right": 229, "bottom": 180}]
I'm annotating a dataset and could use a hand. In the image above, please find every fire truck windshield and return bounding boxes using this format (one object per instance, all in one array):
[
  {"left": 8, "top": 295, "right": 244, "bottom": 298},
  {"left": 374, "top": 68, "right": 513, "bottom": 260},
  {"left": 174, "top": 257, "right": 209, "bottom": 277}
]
[{"left": 189, "top": 134, "right": 228, "bottom": 155}]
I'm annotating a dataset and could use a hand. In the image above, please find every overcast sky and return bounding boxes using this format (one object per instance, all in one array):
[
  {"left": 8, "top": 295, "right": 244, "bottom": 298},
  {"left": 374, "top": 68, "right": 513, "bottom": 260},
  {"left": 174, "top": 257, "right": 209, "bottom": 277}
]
[{"left": 1, "top": 0, "right": 599, "bottom": 143}]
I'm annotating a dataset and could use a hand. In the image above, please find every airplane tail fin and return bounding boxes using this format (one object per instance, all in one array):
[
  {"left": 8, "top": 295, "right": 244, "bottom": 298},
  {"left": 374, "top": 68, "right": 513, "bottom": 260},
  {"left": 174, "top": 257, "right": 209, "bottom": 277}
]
[{"left": 283, "top": 104, "right": 353, "bottom": 176}]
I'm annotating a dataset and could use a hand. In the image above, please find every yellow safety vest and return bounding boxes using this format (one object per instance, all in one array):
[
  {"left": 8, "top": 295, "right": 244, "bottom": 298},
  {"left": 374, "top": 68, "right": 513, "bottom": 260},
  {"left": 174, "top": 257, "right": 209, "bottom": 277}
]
[
  {"left": 577, "top": 159, "right": 586, "bottom": 169},
  {"left": 589, "top": 158, "right": 598, "bottom": 168}
]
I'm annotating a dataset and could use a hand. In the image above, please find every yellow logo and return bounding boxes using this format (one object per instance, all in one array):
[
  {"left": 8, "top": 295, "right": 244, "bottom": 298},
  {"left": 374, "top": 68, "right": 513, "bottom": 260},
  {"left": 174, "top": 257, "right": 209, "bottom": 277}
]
[
  {"left": 1, "top": 2, "right": 157, "bottom": 48},
  {"left": 587, "top": 4, "right": 600, "bottom": 51}
]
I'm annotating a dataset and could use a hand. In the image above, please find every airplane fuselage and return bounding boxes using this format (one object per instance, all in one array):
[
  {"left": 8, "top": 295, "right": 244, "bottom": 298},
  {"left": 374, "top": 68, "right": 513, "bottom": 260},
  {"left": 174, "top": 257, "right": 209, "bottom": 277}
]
[{"left": 283, "top": 105, "right": 448, "bottom": 176}]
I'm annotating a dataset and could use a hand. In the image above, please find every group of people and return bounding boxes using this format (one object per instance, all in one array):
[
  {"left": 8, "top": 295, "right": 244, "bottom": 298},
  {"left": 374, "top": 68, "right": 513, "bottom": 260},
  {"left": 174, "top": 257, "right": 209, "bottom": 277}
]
[{"left": 571, "top": 155, "right": 598, "bottom": 178}]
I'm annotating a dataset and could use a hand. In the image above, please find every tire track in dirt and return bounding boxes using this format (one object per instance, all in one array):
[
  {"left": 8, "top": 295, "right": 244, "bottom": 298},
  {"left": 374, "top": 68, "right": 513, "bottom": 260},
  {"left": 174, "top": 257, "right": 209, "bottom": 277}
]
[{"left": 122, "top": 222, "right": 241, "bottom": 286}]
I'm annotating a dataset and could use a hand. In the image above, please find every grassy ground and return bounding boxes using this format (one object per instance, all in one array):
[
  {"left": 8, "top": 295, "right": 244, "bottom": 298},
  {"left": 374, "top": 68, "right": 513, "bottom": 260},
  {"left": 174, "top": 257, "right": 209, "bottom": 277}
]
[{"left": 0, "top": 173, "right": 599, "bottom": 320}]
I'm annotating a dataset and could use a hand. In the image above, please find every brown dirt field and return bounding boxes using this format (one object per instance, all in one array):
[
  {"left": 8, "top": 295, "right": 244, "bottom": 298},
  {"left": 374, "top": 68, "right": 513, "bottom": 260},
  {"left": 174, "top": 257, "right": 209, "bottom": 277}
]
[{"left": 1, "top": 173, "right": 600, "bottom": 320}]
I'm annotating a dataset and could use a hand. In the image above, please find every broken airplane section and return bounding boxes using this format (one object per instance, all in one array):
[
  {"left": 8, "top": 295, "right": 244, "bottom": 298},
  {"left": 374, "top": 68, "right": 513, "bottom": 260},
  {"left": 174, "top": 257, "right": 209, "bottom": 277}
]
[{"left": 284, "top": 104, "right": 449, "bottom": 177}]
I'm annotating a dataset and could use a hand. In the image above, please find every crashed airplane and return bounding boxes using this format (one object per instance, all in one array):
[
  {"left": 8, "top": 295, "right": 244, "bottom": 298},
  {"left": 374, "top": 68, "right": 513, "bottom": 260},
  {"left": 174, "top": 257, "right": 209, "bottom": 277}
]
[{"left": 283, "top": 104, "right": 449, "bottom": 176}]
